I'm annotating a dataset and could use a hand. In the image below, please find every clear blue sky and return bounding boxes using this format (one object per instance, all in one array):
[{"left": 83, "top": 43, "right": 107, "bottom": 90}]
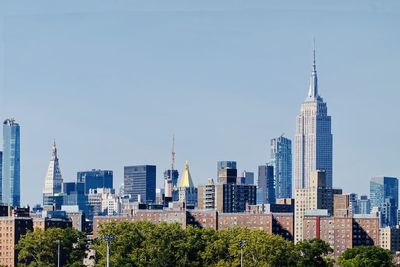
[{"left": 0, "top": 0, "right": 399, "bottom": 205}]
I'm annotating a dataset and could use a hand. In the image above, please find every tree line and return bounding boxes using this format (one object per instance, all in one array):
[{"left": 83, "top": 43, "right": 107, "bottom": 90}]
[{"left": 15, "top": 221, "right": 394, "bottom": 266}]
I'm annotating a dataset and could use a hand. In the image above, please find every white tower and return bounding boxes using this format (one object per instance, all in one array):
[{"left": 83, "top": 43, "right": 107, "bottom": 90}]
[
  {"left": 294, "top": 47, "right": 333, "bottom": 189},
  {"left": 43, "top": 141, "right": 63, "bottom": 195}
]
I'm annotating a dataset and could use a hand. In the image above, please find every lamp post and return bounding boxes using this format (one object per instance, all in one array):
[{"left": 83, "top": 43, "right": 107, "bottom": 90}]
[
  {"left": 239, "top": 240, "right": 246, "bottom": 267},
  {"left": 55, "top": 239, "right": 61, "bottom": 267},
  {"left": 102, "top": 234, "right": 116, "bottom": 267}
]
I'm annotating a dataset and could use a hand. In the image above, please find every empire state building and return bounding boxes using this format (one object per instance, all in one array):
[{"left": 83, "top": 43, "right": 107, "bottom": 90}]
[{"left": 294, "top": 49, "right": 333, "bottom": 189}]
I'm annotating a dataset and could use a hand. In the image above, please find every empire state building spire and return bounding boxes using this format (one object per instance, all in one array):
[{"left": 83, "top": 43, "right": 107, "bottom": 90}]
[{"left": 308, "top": 42, "right": 319, "bottom": 100}]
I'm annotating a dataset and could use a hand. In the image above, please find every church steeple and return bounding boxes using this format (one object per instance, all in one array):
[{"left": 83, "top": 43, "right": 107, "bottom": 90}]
[{"left": 308, "top": 41, "right": 319, "bottom": 100}]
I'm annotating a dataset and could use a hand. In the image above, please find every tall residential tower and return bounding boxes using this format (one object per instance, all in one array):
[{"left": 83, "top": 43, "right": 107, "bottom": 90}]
[
  {"left": 2, "top": 119, "right": 20, "bottom": 207},
  {"left": 271, "top": 135, "right": 292, "bottom": 198},
  {"left": 294, "top": 49, "right": 333, "bottom": 189}
]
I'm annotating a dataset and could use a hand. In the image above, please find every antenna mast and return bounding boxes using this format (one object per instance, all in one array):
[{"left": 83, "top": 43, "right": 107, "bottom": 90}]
[{"left": 171, "top": 134, "right": 176, "bottom": 171}]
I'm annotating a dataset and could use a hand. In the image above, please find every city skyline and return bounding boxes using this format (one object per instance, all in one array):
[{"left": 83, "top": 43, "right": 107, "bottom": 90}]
[{"left": 0, "top": 1, "right": 399, "bottom": 205}]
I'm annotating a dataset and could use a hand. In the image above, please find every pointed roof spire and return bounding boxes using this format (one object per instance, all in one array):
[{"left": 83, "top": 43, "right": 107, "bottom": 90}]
[
  {"left": 51, "top": 140, "right": 58, "bottom": 160},
  {"left": 179, "top": 160, "right": 194, "bottom": 188},
  {"left": 44, "top": 140, "right": 63, "bottom": 195},
  {"left": 308, "top": 39, "right": 319, "bottom": 100}
]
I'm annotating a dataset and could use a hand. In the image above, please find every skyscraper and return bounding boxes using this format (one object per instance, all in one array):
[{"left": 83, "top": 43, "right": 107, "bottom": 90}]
[
  {"left": 271, "top": 135, "right": 292, "bottom": 198},
  {"left": 370, "top": 176, "right": 399, "bottom": 227},
  {"left": 357, "top": 195, "right": 371, "bottom": 215},
  {"left": 2, "top": 119, "right": 20, "bottom": 207},
  {"left": 124, "top": 165, "right": 156, "bottom": 203},
  {"left": 257, "top": 164, "right": 275, "bottom": 204},
  {"left": 164, "top": 135, "right": 179, "bottom": 199},
  {"left": 43, "top": 141, "right": 63, "bottom": 196},
  {"left": 294, "top": 49, "right": 333, "bottom": 189},
  {"left": 77, "top": 169, "right": 113, "bottom": 194},
  {"left": 178, "top": 161, "right": 197, "bottom": 207},
  {"left": 295, "top": 170, "right": 335, "bottom": 242},
  {"left": 217, "top": 161, "right": 237, "bottom": 184}
]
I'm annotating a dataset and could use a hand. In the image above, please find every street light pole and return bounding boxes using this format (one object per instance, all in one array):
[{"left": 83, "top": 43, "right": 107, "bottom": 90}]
[
  {"left": 57, "top": 239, "right": 60, "bottom": 267},
  {"left": 102, "top": 234, "right": 115, "bottom": 267},
  {"left": 106, "top": 240, "right": 109, "bottom": 267},
  {"left": 240, "top": 240, "right": 246, "bottom": 267}
]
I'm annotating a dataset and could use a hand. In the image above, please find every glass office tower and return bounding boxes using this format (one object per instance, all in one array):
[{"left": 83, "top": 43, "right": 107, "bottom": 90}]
[
  {"left": 77, "top": 169, "right": 113, "bottom": 194},
  {"left": 124, "top": 165, "right": 156, "bottom": 203},
  {"left": 370, "top": 176, "right": 399, "bottom": 227},
  {"left": 2, "top": 119, "right": 20, "bottom": 207},
  {"left": 271, "top": 136, "right": 292, "bottom": 198},
  {"left": 257, "top": 164, "right": 275, "bottom": 204}
]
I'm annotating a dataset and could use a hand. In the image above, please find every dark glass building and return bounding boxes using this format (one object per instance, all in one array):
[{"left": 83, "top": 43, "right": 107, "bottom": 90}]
[
  {"left": 77, "top": 169, "right": 113, "bottom": 194},
  {"left": 258, "top": 164, "right": 275, "bottom": 204},
  {"left": 62, "top": 182, "right": 88, "bottom": 215},
  {"left": 124, "top": 165, "right": 156, "bottom": 203}
]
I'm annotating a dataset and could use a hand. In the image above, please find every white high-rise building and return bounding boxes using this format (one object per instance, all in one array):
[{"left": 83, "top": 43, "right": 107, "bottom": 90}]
[
  {"left": 294, "top": 49, "right": 333, "bottom": 190},
  {"left": 43, "top": 141, "right": 63, "bottom": 195}
]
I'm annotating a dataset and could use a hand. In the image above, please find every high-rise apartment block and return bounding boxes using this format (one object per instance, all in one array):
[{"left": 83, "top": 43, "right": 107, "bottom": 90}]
[
  {"left": 294, "top": 51, "right": 333, "bottom": 190},
  {"left": 197, "top": 162, "right": 256, "bottom": 213},
  {"left": 303, "top": 213, "right": 379, "bottom": 258},
  {"left": 77, "top": 169, "right": 113, "bottom": 194},
  {"left": 370, "top": 176, "right": 399, "bottom": 227},
  {"left": 2, "top": 119, "right": 21, "bottom": 207},
  {"left": 124, "top": 165, "right": 156, "bottom": 203},
  {"left": 380, "top": 226, "right": 400, "bottom": 253},
  {"left": 257, "top": 164, "right": 275, "bottom": 204},
  {"left": 198, "top": 178, "right": 215, "bottom": 209},
  {"left": 271, "top": 136, "right": 292, "bottom": 198},
  {"left": 295, "top": 170, "right": 337, "bottom": 243},
  {"left": 214, "top": 183, "right": 256, "bottom": 213},
  {"left": 0, "top": 206, "right": 33, "bottom": 267}
]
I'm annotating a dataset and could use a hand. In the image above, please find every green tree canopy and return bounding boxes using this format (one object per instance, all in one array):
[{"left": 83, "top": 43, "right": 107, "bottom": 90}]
[
  {"left": 16, "top": 228, "right": 87, "bottom": 267},
  {"left": 94, "top": 221, "right": 299, "bottom": 267},
  {"left": 337, "top": 245, "right": 393, "bottom": 267},
  {"left": 295, "top": 238, "right": 334, "bottom": 267}
]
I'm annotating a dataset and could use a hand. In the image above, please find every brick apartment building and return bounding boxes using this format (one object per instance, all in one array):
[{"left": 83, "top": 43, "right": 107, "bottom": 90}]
[{"left": 303, "top": 213, "right": 379, "bottom": 258}]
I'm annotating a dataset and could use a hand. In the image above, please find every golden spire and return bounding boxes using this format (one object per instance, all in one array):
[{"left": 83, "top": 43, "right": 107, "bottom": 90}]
[{"left": 179, "top": 160, "right": 194, "bottom": 188}]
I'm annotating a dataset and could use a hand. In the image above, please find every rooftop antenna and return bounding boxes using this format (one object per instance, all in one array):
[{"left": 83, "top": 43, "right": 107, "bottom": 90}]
[
  {"left": 313, "top": 37, "right": 316, "bottom": 69},
  {"left": 171, "top": 134, "right": 176, "bottom": 171}
]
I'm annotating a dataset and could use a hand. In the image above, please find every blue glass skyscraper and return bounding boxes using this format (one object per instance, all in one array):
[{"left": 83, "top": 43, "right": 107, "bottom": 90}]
[
  {"left": 271, "top": 136, "right": 292, "bottom": 199},
  {"left": 2, "top": 119, "right": 20, "bottom": 207},
  {"left": 77, "top": 169, "right": 113, "bottom": 194},
  {"left": 124, "top": 165, "right": 156, "bottom": 203},
  {"left": 257, "top": 164, "right": 275, "bottom": 204},
  {"left": 370, "top": 176, "right": 398, "bottom": 227}
]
